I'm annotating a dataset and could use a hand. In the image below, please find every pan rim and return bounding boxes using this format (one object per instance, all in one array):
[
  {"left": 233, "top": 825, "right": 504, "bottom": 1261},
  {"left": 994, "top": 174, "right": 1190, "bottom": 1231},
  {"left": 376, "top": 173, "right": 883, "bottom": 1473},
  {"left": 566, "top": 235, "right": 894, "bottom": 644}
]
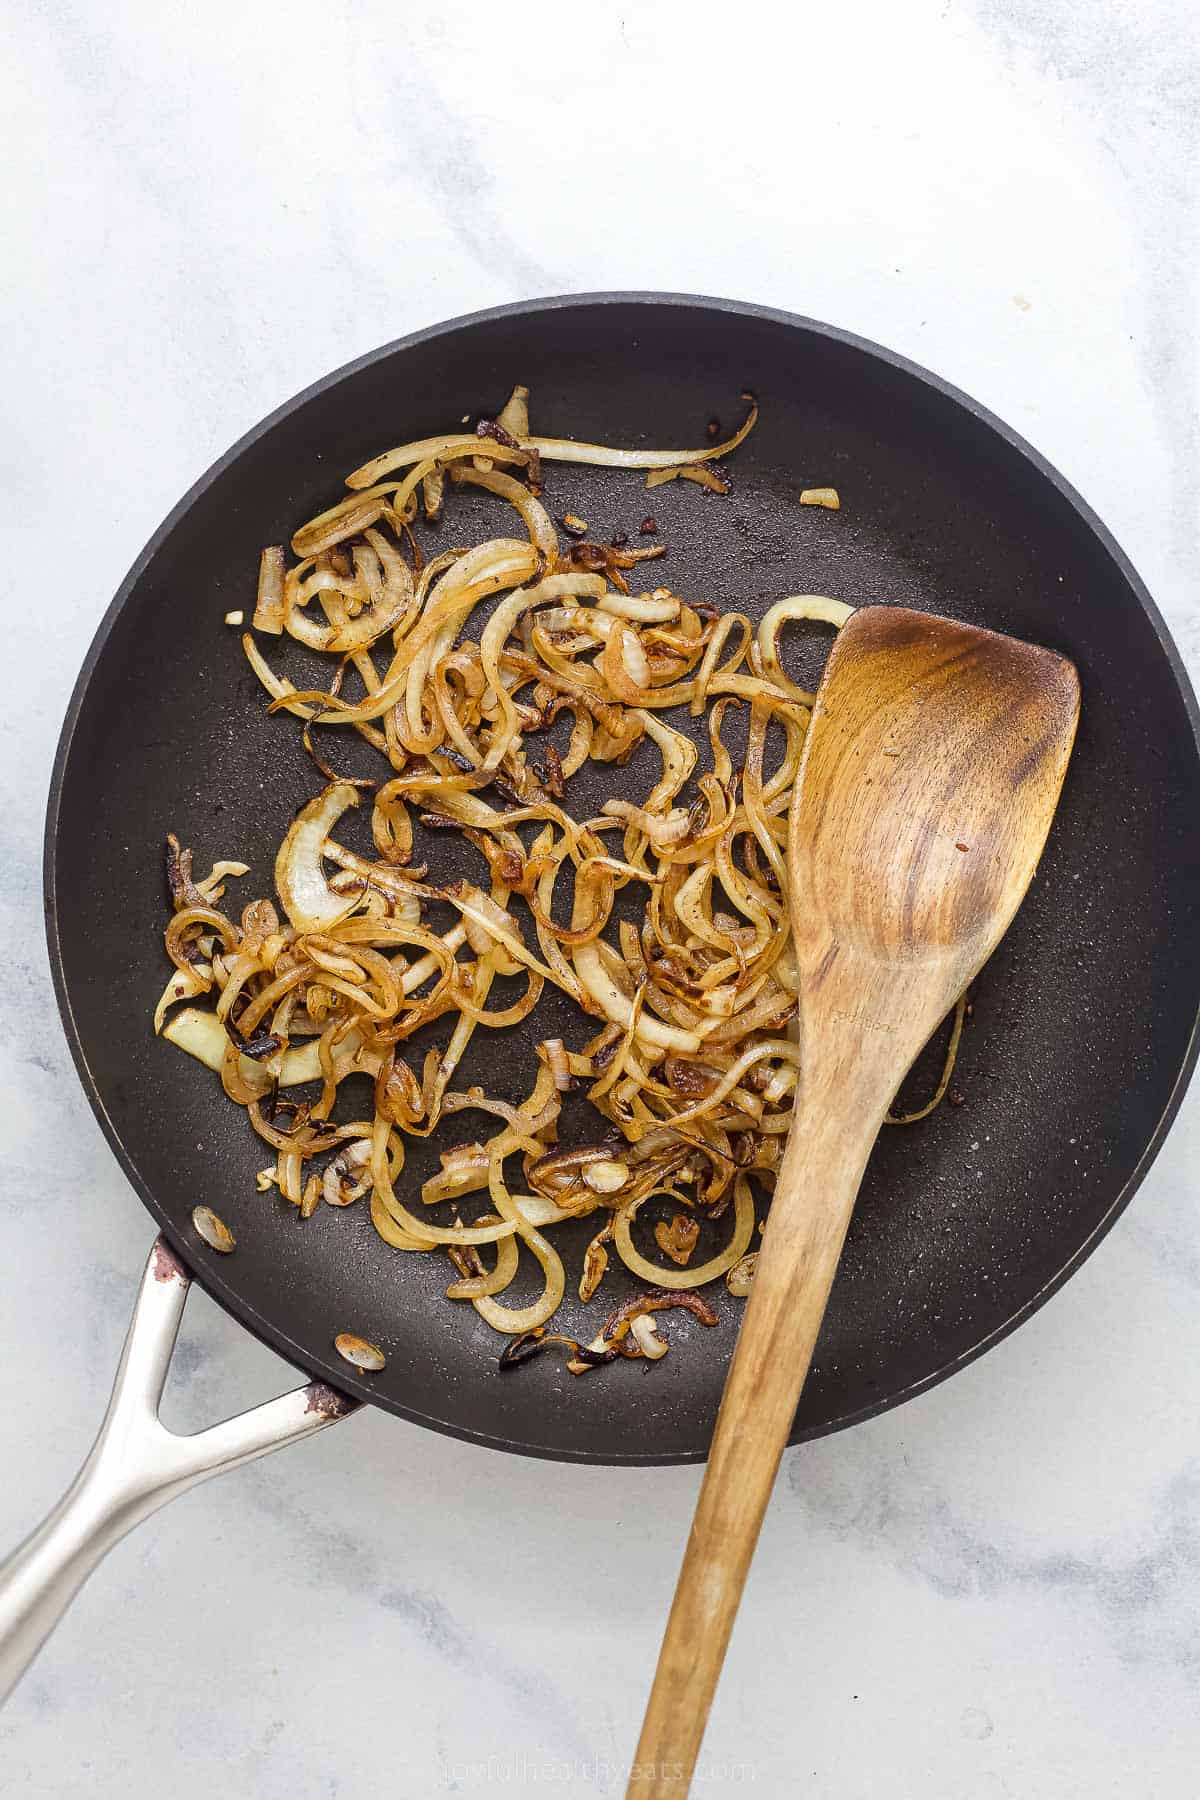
[{"left": 44, "top": 290, "right": 1200, "bottom": 1465}]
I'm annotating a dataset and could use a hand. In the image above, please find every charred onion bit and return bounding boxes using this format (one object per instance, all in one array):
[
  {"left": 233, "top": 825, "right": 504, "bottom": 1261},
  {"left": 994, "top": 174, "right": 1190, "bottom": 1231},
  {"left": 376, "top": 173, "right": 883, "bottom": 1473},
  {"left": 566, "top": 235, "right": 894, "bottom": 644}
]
[
  {"left": 600, "top": 1287, "right": 718, "bottom": 1341},
  {"left": 499, "top": 1331, "right": 620, "bottom": 1372},
  {"left": 192, "top": 1206, "right": 236, "bottom": 1253},
  {"left": 655, "top": 1212, "right": 701, "bottom": 1265},
  {"left": 334, "top": 1333, "right": 386, "bottom": 1372}
]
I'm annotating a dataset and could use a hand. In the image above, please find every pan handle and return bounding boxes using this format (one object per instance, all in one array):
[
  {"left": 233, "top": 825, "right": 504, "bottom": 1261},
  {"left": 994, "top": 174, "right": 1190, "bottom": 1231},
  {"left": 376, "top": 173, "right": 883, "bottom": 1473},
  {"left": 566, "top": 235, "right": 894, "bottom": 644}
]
[{"left": 0, "top": 1236, "right": 360, "bottom": 1705}]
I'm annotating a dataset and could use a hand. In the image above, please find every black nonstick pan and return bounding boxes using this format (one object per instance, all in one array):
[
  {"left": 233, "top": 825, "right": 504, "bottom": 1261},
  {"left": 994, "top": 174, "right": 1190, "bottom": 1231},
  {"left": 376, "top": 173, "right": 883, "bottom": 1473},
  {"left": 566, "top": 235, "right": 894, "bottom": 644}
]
[{"left": 2, "top": 293, "right": 1198, "bottom": 1690}]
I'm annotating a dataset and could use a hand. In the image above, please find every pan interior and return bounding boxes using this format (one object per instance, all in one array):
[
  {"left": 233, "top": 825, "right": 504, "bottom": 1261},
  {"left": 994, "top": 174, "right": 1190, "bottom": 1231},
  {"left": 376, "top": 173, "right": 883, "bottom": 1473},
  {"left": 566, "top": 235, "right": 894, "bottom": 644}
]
[{"left": 47, "top": 297, "right": 1200, "bottom": 1463}]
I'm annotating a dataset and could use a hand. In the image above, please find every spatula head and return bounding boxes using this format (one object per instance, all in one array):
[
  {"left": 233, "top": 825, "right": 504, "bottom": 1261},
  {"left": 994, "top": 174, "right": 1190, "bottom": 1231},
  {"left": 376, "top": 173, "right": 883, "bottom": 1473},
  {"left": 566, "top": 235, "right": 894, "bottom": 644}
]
[{"left": 789, "top": 605, "right": 1079, "bottom": 1058}]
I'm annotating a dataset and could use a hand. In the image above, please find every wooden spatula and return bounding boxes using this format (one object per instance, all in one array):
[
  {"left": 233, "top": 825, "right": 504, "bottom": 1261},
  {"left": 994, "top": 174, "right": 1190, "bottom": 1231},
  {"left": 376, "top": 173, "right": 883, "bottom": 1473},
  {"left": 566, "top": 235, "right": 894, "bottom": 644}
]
[{"left": 630, "top": 605, "right": 1079, "bottom": 1796}]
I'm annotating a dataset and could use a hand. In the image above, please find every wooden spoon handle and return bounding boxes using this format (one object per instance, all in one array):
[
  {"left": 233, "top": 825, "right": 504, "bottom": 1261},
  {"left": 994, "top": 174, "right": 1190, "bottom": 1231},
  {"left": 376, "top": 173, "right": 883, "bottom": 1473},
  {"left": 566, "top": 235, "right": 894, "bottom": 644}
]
[{"left": 629, "top": 1093, "right": 882, "bottom": 1797}]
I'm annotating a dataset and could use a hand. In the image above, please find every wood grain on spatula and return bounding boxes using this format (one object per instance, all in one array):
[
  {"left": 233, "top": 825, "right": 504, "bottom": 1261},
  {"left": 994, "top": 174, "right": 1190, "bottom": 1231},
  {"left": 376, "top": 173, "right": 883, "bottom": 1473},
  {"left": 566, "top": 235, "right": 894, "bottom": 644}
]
[{"left": 630, "top": 605, "right": 1079, "bottom": 1796}]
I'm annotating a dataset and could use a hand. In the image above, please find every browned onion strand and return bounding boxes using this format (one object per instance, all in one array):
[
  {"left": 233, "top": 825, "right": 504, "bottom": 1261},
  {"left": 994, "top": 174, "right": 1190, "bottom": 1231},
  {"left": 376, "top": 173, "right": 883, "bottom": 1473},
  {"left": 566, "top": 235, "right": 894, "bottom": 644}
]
[{"left": 155, "top": 385, "right": 964, "bottom": 1371}]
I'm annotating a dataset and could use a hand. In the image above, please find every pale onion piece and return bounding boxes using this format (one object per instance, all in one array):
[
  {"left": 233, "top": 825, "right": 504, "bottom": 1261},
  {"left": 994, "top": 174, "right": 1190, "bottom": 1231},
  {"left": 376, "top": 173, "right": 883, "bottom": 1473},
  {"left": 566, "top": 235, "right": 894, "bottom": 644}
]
[
  {"left": 513, "top": 1194, "right": 577, "bottom": 1227},
  {"left": 645, "top": 464, "right": 729, "bottom": 494},
  {"left": 374, "top": 1153, "right": 520, "bottom": 1247},
  {"left": 163, "top": 1007, "right": 251, "bottom": 1077},
  {"left": 496, "top": 383, "right": 530, "bottom": 441},
  {"left": 242, "top": 631, "right": 318, "bottom": 719},
  {"left": 539, "top": 602, "right": 611, "bottom": 635},
  {"left": 334, "top": 1333, "right": 386, "bottom": 1372},
  {"left": 601, "top": 799, "right": 691, "bottom": 847},
  {"left": 254, "top": 545, "right": 286, "bottom": 634},
  {"left": 153, "top": 963, "right": 209, "bottom": 1033},
  {"left": 399, "top": 925, "right": 468, "bottom": 995},
  {"left": 596, "top": 590, "right": 680, "bottom": 623},
  {"left": 616, "top": 623, "right": 649, "bottom": 687},
  {"left": 525, "top": 572, "right": 606, "bottom": 602},
  {"left": 194, "top": 860, "right": 250, "bottom": 902},
  {"left": 224, "top": 609, "right": 244, "bottom": 626},
  {"left": 286, "top": 557, "right": 415, "bottom": 655},
  {"left": 162, "top": 1006, "right": 358, "bottom": 1089},
  {"left": 756, "top": 594, "right": 854, "bottom": 704},
  {"left": 478, "top": 580, "right": 573, "bottom": 772},
  {"left": 459, "top": 1153, "right": 569, "bottom": 1334},
  {"left": 344, "top": 394, "right": 758, "bottom": 488},
  {"left": 192, "top": 1206, "right": 236, "bottom": 1253},
  {"left": 274, "top": 783, "right": 360, "bottom": 932},
  {"left": 599, "top": 621, "right": 651, "bottom": 701},
  {"left": 541, "top": 1038, "right": 572, "bottom": 1091},
  {"left": 526, "top": 1143, "right": 632, "bottom": 1195},
  {"left": 613, "top": 1177, "right": 756, "bottom": 1290},
  {"left": 761, "top": 1063, "right": 795, "bottom": 1104},
  {"left": 582, "top": 1159, "right": 630, "bottom": 1195},
  {"left": 292, "top": 493, "right": 387, "bottom": 559},
  {"left": 639, "top": 709, "right": 698, "bottom": 808},
  {"left": 440, "top": 887, "right": 558, "bottom": 988},
  {"left": 324, "top": 846, "right": 423, "bottom": 923},
  {"left": 369, "top": 1190, "right": 430, "bottom": 1251},
  {"left": 726, "top": 1252, "right": 758, "bottom": 1297},
  {"left": 800, "top": 487, "right": 841, "bottom": 509},
  {"left": 700, "top": 985, "right": 738, "bottom": 1020},
  {"left": 629, "top": 1314, "right": 669, "bottom": 1359},
  {"left": 757, "top": 593, "right": 854, "bottom": 659},
  {"left": 422, "top": 467, "right": 445, "bottom": 522},
  {"left": 573, "top": 940, "right": 703, "bottom": 1054},
  {"left": 275, "top": 1028, "right": 364, "bottom": 1085},
  {"left": 324, "top": 1138, "right": 372, "bottom": 1207},
  {"left": 277, "top": 1150, "right": 302, "bottom": 1206},
  {"left": 445, "top": 1216, "right": 520, "bottom": 1300},
  {"left": 473, "top": 1261, "right": 565, "bottom": 1334},
  {"left": 452, "top": 890, "right": 522, "bottom": 978},
  {"left": 424, "top": 1144, "right": 489, "bottom": 1206},
  {"left": 450, "top": 464, "right": 560, "bottom": 563},
  {"left": 457, "top": 887, "right": 522, "bottom": 974},
  {"left": 472, "top": 1194, "right": 566, "bottom": 1334}
]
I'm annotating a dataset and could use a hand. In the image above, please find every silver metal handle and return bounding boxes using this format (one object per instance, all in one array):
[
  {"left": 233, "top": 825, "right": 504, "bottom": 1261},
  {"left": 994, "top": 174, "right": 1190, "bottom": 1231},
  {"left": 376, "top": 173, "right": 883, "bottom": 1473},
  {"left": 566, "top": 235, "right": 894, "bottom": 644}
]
[{"left": 0, "top": 1236, "right": 360, "bottom": 1704}]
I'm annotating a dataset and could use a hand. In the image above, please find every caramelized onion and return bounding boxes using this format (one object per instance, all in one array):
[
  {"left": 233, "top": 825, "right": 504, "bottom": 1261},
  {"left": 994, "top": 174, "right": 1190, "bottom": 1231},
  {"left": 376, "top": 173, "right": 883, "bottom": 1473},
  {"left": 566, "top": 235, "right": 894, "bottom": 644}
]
[{"left": 158, "top": 383, "right": 952, "bottom": 1374}]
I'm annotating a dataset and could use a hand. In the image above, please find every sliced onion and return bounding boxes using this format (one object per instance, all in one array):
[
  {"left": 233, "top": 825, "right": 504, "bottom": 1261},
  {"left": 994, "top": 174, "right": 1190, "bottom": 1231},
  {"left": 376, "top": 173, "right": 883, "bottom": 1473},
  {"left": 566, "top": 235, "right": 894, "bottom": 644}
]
[
  {"left": 163, "top": 1005, "right": 361, "bottom": 1089},
  {"left": 726, "top": 1251, "right": 757, "bottom": 1297},
  {"left": 629, "top": 1314, "right": 669, "bottom": 1358},
  {"left": 254, "top": 546, "right": 286, "bottom": 634},
  {"left": 334, "top": 1333, "right": 386, "bottom": 1371},
  {"left": 573, "top": 940, "right": 703, "bottom": 1054},
  {"left": 153, "top": 385, "right": 884, "bottom": 1375},
  {"left": 274, "top": 784, "right": 361, "bottom": 932},
  {"left": 192, "top": 1206, "right": 236, "bottom": 1253},
  {"left": 613, "top": 1176, "right": 756, "bottom": 1290},
  {"left": 153, "top": 962, "right": 210, "bottom": 1034},
  {"left": 345, "top": 394, "right": 758, "bottom": 488},
  {"left": 756, "top": 594, "right": 853, "bottom": 704}
]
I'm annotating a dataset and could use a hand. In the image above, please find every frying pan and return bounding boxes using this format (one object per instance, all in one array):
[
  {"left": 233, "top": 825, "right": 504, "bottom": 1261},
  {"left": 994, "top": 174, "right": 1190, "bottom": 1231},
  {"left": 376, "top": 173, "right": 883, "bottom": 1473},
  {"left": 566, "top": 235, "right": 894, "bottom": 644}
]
[{"left": 3, "top": 294, "right": 1199, "bottom": 1700}]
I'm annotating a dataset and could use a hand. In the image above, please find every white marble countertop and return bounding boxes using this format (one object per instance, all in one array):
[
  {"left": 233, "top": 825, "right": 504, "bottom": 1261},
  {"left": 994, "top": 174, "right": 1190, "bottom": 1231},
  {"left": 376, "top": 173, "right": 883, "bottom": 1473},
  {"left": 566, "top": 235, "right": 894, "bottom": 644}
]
[{"left": 3, "top": 1, "right": 1199, "bottom": 1794}]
